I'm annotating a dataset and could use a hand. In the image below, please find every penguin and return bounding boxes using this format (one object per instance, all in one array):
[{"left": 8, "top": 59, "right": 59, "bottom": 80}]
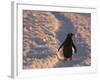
[{"left": 58, "top": 33, "right": 77, "bottom": 61}]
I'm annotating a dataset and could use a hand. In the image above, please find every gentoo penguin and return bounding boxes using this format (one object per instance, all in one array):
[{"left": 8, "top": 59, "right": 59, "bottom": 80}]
[{"left": 58, "top": 33, "right": 77, "bottom": 61}]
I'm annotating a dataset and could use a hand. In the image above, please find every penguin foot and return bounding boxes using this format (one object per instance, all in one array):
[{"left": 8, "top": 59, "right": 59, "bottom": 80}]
[{"left": 64, "top": 58, "right": 73, "bottom": 61}]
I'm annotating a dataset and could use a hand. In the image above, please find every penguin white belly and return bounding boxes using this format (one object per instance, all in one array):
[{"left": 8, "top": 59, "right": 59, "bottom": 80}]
[
  {"left": 72, "top": 47, "right": 75, "bottom": 55},
  {"left": 56, "top": 52, "right": 64, "bottom": 60}
]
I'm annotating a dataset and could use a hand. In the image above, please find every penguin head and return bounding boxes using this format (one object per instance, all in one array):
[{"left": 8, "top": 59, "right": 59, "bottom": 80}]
[
  {"left": 68, "top": 33, "right": 74, "bottom": 38},
  {"left": 65, "top": 33, "right": 74, "bottom": 41}
]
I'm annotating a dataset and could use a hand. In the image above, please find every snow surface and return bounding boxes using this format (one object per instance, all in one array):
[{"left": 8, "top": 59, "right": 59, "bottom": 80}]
[{"left": 23, "top": 10, "right": 91, "bottom": 69}]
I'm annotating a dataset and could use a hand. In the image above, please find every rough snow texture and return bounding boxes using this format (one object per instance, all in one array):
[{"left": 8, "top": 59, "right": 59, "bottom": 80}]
[{"left": 23, "top": 10, "right": 91, "bottom": 69}]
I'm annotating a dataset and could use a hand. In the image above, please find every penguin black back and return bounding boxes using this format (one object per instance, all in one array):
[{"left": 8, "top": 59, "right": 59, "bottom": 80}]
[{"left": 58, "top": 33, "right": 77, "bottom": 60}]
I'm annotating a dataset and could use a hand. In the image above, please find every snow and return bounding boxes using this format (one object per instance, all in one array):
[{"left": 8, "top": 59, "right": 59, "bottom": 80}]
[{"left": 23, "top": 10, "right": 91, "bottom": 69}]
